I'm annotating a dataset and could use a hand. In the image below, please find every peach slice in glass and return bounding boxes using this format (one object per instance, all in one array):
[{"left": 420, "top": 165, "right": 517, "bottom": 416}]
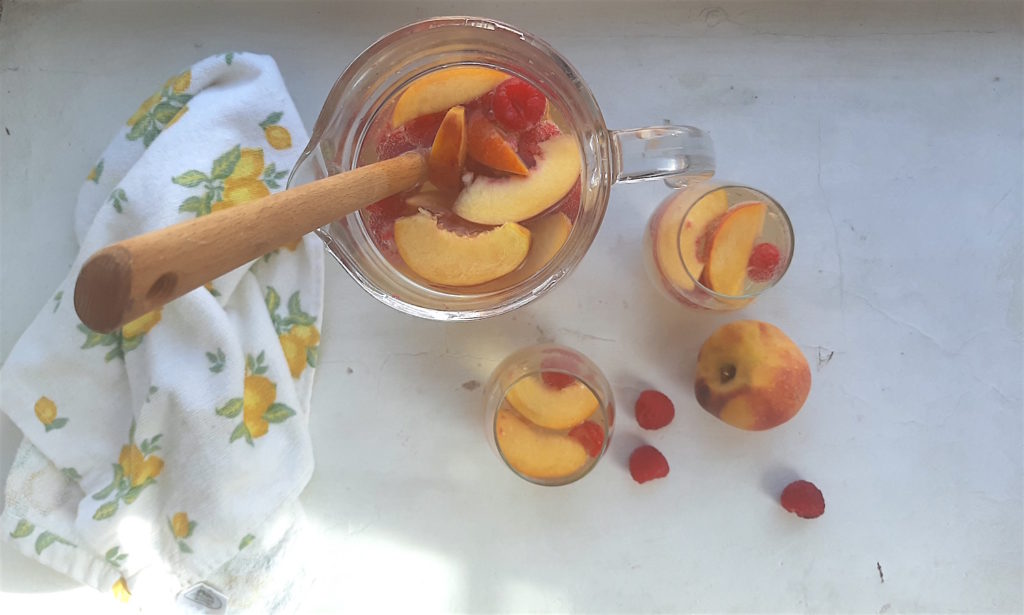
[
  {"left": 505, "top": 374, "right": 599, "bottom": 430},
  {"left": 703, "top": 202, "right": 767, "bottom": 295},
  {"left": 453, "top": 134, "right": 581, "bottom": 225},
  {"left": 466, "top": 112, "right": 529, "bottom": 176},
  {"left": 392, "top": 67, "right": 508, "bottom": 126},
  {"left": 654, "top": 188, "right": 729, "bottom": 291},
  {"left": 393, "top": 210, "right": 531, "bottom": 287},
  {"left": 427, "top": 106, "right": 468, "bottom": 190},
  {"left": 495, "top": 408, "right": 588, "bottom": 479}
]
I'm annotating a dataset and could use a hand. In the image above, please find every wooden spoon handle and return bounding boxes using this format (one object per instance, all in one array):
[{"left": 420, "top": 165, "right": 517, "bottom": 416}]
[{"left": 74, "top": 151, "right": 427, "bottom": 333}]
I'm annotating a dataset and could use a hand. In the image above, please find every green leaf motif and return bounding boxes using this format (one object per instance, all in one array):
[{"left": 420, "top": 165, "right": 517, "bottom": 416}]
[
  {"left": 239, "top": 534, "right": 255, "bottom": 550},
  {"left": 52, "top": 291, "right": 63, "bottom": 313},
  {"left": 122, "top": 479, "right": 153, "bottom": 505},
  {"left": 49, "top": 417, "right": 68, "bottom": 430},
  {"left": 178, "top": 541, "right": 193, "bottom": 554},
  {"left": 152, "top": 101, "right": 181, "bottom": 124},
  {"left": 217, "top": 398, "right": 244, "bottom": 418},
  {"left": 173, "top": 170, "right": 208, "bottom": 188},
  {"left": 210, "top": 145, "right": 241, "bottom": 180},
  {"left": 104, "top": 346, "right": 125, "bottom": 362},
  {"left": 187, "top": 521, "right": 197, "bottom": 538},
  {"left": 263, "top": 403, "right": 295, "bottom": 424},
  {"left": 225, "top": 52, "right": 234, "bottom": 65},
  {"left": 35, "top": 531, "right": 75, "bottom": 554},
  {"left": 10, "top": 520, "right": 34, "bottom": 539},
  {"left": 265, "top": 287, "right": 281, "bottom": 316},
  {"left": 61, "top": 467, "right": 82, "bottom": 482},
  {"left": 307, "top": 346, "right": 319, "bottom": 368},
  {"left": 146, "top": 386, "right": 159, "bottom": 403},
  {"left": 178, "top": 195, "right": 206, "bottom": 215},
  {"left": 92, "top": 464, "right": 122, "bottom": 500},
  {"left": 35, "top": 532, "right": 58, "bottom": 554},
  {"left": 207, "top": 348, "right": 226, "bottom": 373},
  {"left": 127, "top": 119, "right": 149, "bottom": 142},
  {"left": 106, "top": 546, "right": 120, "bottom": 560},
  {"left": 229, "top": 422, "right": 250, "bottom": 444},
  {"left": 93, "top": 500, "right": 119, "bottom": 521},
  {"left": 287, "top": 292, "right": 302, "bottom": 316},
  {"left": 259, "top": 111, "right": 283, "bottom": 129},
  {"left": 122, "top": 334, "right": 144, "bottom": 352}
]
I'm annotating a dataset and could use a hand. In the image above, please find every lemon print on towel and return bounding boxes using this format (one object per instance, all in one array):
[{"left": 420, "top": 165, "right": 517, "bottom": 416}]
[
  {"left": 78, "top": 309, "right": 161, "bottom": 362},
  {"left": 93, "top": 420, "right": 164, "bottom": 521},
  {"left": 216, "top": 351, "right": 296, "bottom": 445},
  {"left": 174, "top": 145, "right": 288, "bottom": 217},
  {"left": 168, "top": 512, "right": 197, "bottom": 553},
  {"left": 265, "top": 286, "right": 319, "bottom": 379},
  {"left": 34, "top": 396, "right": 69, "bottom": 431},
  {"left": 259, "top": 112, "right": 292, "bottom": 150},
  {"left": 127, "top": 70, "right": 191, "bottom": 147}
]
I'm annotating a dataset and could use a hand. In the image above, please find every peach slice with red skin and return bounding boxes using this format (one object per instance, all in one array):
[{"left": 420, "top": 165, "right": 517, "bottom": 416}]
[
  {"left": 495, "top": 408, "right": 588, "bottom": 479},
  {"left": 653, "top": 188, "right": 729, "bottom": 292},
  {"left": 466, "top": 112, "right": 529, "bottom": 176},
  {"left": 453, "top": 134, "right": 581, "bottom": 225},
  {"left": 393, "top": 210, "right": 531, "bottom": 287},
  {"left": 505, "top": 374, "right": 599, "bottom": 430},
  {"left": 428, "top": 106, "right": 467, "bottom": 190},
  {"left": 704, "top": 202, "right": 767, "bottom": 295},
  {"left": 392, "top": 67, "right": 509, "bottom": 127}
]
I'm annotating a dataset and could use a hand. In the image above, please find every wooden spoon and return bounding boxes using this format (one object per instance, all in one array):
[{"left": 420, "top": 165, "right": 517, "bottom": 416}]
[{"left": 74, "top": 151, "right": 427, "bottom": 333}]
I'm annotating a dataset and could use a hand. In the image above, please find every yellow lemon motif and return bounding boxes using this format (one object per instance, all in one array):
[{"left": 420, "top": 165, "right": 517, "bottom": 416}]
[
  {"left": 279, "top": 333, "right": 306, "bottom": 379},
  {"left": 112, "top": 577, "right": 131, "bottom": 602},
  {"left": 118, "top": 444, "right": 164, "bottom": 487},
  {"left": 171, "top": 512, "right": 190, "bottom": 539},
  {"left": 167, "top": 71, "right": 191, "bottom": 94},
  {"left": 243, "top": 375, "right": 276, "bottom": 439},
  {"left": 293, "top": 324, "right": 320, "bottom": 347},
  {"left": 232, "top": 148, "right": 265, "bottom": 180},
  {"left": 122, "top": 310, "right": 162, "bottom": 339},
  {"left": 34, "top": 396, "right": 57, "bottom": 426},
  {"left": 264, "top": 125, "right": 292, "bottom": 150}
]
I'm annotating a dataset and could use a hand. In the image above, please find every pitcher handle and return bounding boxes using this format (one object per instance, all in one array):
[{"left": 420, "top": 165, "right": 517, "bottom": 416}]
[{"left": 609, "top": 125, "right": 715, "bottom": 188}]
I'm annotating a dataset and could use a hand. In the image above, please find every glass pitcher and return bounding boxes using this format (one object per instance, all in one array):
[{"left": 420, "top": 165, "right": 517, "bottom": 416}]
[{"left": 289, "top": 16, "right": 715, "bottom": 320}]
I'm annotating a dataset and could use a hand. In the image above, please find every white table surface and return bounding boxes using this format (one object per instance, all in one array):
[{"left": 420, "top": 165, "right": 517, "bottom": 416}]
[{"left": 1, "top": 1, "right": 1021, "bottom": 613}]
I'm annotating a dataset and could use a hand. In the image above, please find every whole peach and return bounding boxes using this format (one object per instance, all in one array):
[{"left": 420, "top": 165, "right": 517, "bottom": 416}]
[{"left": 694, "top": 320, "right": 811, "bottom": 430}]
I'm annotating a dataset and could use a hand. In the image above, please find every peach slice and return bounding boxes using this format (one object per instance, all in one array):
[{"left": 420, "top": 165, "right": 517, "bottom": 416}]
[
  {"left": 428, "top": 106, "right": 467, "bottom": 190},
  {"left": 453, "top": 134, "right": 581, "bottom": 225},
  {"left": 495, "top": 408, "right": 588, "bottom": 479},
  {"left": 505, "top": 374, "right": 599, "bottom": 430},
  {"left": 466, "top": 112, "right": 528, "bottom": 176},
  {"left": 704, "top": 202, "right": 767, "bottom": 295},
  {"left": 392, "top": 67, "right": 508, "bottom": 127},
  {"left": 654, "top": 189, "right": 729, "bottom": 292},
  {"left": 393, "top": 210, "right": 531, "bottom": 287},
  {"left": 521, "top": 212, "right": 571, "bottom": 273}
]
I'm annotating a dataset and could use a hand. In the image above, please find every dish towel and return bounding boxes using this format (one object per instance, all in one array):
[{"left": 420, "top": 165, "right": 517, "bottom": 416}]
[{"left": 1, "top": 52, "right": 323, "bottom": 613}]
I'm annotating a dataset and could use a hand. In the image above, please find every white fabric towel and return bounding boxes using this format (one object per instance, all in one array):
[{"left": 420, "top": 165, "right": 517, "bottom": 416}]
[{"left": 1, "top": 52, "right": 322, "bottom": 613}]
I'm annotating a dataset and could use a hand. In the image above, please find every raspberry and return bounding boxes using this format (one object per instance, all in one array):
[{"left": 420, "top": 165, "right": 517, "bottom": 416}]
[
  {"left": 376, "top": 129, "right": 415, "bottom": 161},
  {"left": 404, "top": 112, "right": 446, "bottom": 147},
  {"left": 492, "top": 78, "right": 547, "bottom": 131},
  {"left": 629, "top": 445, "right": 669, "bottom": 484},
  {"left": 517, "top": 121, "right": 561, "bottom": 167},
  {"left": 634, "top": 389, "right": 675, "bottom": 430},
  {"left": 747, "top": 242, "right": 782, "bottom": 282},
  {"left": 541, "top": 371, "right": 576, "bottom": 389},
  {"left": 363, "top": 195, "right": 409, "bottom": 257},
  {"left": 569, "top": 421, "right": 605, "bottom": 458},
  {"left": 780, "top": 480, "right": 825, "bottom": 519}
]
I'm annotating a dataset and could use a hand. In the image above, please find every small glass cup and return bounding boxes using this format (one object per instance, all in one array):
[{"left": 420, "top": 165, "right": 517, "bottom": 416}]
[
  {"left": 643, "top": 181, "right": 793, "bottom": 310},
  {"left": 483, "top": 344, "right": 614, "bottom": 486}
]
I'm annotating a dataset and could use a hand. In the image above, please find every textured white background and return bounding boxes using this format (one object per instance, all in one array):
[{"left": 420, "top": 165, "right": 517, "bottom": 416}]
[{"left": 1, "top": 1, "right": 1021, "bottom": 613}]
